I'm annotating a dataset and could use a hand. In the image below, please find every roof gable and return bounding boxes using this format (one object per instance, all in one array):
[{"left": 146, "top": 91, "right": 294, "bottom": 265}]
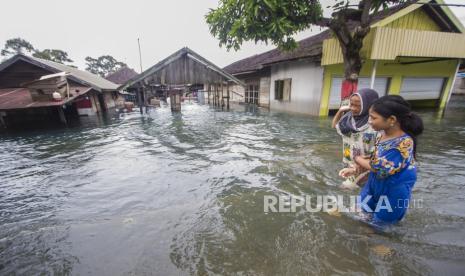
[
  {"left": 121, "top": 47, "right": 245, "bottom": 89},
  {"left": 372, "top": 0, "right": 465, "bottom": 33},
  {"left": 385, "top": 7, "right": 441, "bottom": 31}
]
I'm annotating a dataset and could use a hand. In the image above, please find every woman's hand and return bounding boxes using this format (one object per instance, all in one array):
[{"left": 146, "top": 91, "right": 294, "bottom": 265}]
[
  {"left": 339, "top": 105, "right": 351, "bottom": 113},
  {"left": 332, "top": 105, "right": 351, "bottom": 128}
]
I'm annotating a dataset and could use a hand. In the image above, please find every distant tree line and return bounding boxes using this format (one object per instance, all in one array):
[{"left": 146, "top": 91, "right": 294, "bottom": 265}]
[{"left": 0, "top": 37, "right": 127, "bottom": 77}]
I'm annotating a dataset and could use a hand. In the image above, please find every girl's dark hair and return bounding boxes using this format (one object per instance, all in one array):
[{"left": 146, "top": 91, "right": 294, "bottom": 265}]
[{"left": 371, "top": 95, "right": 424, "bottom": 157}]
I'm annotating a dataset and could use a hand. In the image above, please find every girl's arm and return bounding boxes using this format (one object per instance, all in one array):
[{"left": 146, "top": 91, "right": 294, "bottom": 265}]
[
  {"left": 354, "top": 155, "right": 372, "bottom": 171},
  {"left": 331, "top": 105, "right": 350, "bottom": 128},
  {"left": 357, "top": 141, "right": 412, "bottom": 179}
]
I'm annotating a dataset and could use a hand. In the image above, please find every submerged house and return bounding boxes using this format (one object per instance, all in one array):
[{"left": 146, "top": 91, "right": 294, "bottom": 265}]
[
  {"left": 105, "top": 67, "right": 139, "bottom": 103},
  {"left": 105, "top": 67, "right": 138, "bottom": 85},
  {"left": 0, "top": 54, "right": 120, "bottom": 128},
  {"left": 120, "top": 47, "right": 244, "bottom": 112},
  {"left": 224, "top": 0, "right": 465, "bottom": 116}
]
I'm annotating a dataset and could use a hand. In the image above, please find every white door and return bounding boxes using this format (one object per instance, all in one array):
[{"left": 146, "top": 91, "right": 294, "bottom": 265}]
[
  {"left": 400, "top": 78, "right": 445, "bottom": 100},
  {"left": 329, "top": 77, "right": 389, "bottom": 109}
]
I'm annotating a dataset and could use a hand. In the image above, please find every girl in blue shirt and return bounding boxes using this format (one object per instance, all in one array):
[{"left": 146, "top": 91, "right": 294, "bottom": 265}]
[{"left": 343, "top": 95, "right": 424, "bottom": 224}]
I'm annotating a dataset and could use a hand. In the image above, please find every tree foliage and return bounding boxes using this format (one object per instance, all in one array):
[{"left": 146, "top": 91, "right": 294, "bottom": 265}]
[
  {"left": 1, "top": 37, "right": 75, "bottom": 65},
  {"left": 207, "top": 0, "right": 324, "bottom": 50},
  {"left": 1, "top": 38, "right": 35, "bottom": 57},
  {"left": 206, "top": 0, "right": 409, "bottom": 80},
  {"left": 85, "top": 55, "right": 127, "bottom": 77},
  {"left": 33, "top": 49, "right": 74, "bottom": 64}
]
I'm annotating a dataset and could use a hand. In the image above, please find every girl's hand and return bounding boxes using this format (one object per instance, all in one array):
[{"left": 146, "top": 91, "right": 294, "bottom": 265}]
[
  {"left": 354, "top": 155, "right": 369, "bottom": 165},
  {"left": 354, "top": 155, "right": 372, "bottom": 171},
  {"left": 339, "top": 167, "right": 356, "bottom": 178}
]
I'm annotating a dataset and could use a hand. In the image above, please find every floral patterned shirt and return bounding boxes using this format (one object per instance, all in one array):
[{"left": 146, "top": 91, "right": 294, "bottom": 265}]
[
  {"left": 336, "top": 124, "right": 377, "bottom": 166},
  {"left": 370, "top": 134, "right": 415, "bottom": 179}
]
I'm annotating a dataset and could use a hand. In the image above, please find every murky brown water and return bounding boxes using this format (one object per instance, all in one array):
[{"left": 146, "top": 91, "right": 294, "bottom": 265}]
[{"left": 1, "top": 97, "right": 465, "bottom": 275}]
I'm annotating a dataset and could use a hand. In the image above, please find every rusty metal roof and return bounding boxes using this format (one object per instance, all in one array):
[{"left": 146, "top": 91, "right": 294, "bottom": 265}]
[{"left": 0, "top": 86, "right": 92, "bottom": 110}]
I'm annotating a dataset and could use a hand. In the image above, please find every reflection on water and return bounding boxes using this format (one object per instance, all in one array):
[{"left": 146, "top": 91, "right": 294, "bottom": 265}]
[{"left": 1, "top": 98, "right": 465, "bottom": 275}]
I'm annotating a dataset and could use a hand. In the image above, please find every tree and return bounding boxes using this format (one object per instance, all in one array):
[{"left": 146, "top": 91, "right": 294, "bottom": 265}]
[
  {"left": 1, "top": 38, "right": 75, "bottom": 66},
  {"left": 206, "top": 0, "right": 408, "bottom": 100},
  {"left": 33, "top": 49, "right": 74, "bottom": 64},
  {"left": 1, "top": 38, "right": 35, "bottom": 58},
  {"left": 85, "top": 55, "right": 127, "bottom": 77}
]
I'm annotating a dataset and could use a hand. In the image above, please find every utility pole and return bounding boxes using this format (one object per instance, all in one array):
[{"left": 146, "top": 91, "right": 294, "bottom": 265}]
[{"left": 138, "top": 38, "right": 143, "bottom": 73}]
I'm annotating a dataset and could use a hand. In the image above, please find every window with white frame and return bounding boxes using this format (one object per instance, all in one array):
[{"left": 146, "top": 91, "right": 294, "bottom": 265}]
[
  {"left": 275, "top": 78, "right": 291, "bottom": 101},
  {"left": 245, "top": 82, "right": 259, "bottom": 104}
]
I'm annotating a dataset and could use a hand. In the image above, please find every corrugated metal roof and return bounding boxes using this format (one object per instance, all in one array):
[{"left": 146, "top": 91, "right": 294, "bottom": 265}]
[
  {"left": 371, "top": 27, "right": 465, "bottom": 60},
  {"left": 0, "top": 55, "right": 119, "bottom": 91},
  {"left": 0, "top": 86, "right": 92, "bottom": 110}
]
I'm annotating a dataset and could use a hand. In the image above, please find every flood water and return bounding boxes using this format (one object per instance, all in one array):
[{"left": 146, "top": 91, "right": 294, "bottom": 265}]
[{"left": 1, "top": 97, "right": 465, "bottom": 275}]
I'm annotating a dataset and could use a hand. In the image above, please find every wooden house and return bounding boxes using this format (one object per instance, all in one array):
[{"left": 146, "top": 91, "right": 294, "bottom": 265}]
[
  {"left": 0, "top": 54, "right": 120, "bottom": 129},
  {"left": 120, "top": 47, "right": 245, "bottom": 112}
]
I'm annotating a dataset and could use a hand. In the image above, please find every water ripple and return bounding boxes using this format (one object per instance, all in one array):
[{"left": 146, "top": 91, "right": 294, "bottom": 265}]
[{"left": 1, "top": 100, "right": 465, "bottom": 275}]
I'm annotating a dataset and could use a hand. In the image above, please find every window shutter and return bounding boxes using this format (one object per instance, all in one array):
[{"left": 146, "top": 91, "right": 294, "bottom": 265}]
[
  {"left": 283, "top": 79, "right": 291, "bottom": 101},
  {"left": 275, "top": 80, "right": 283, "bottom": 100},
  {"left": 274, "top": 80, "right": 279, "bottom": 99}
]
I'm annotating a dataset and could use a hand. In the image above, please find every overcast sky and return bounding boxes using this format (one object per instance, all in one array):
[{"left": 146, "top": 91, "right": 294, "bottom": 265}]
[{"left": 1, "top": 0, "right": 465, "bottom": 72}]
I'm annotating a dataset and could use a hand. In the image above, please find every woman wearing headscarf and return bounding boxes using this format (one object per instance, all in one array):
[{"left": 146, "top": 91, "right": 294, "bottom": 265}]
[{"left": 332, "top": 88, "right": 379, "bottom": 189}]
